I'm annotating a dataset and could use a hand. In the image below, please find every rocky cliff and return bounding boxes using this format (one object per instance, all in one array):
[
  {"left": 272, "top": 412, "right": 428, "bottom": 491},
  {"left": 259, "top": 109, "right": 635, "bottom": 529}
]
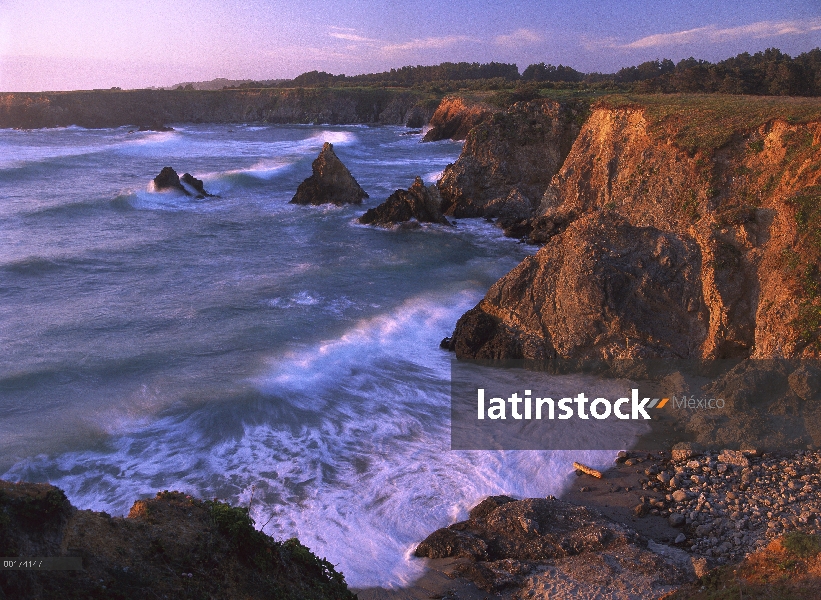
[
  {"left": 421, "top": 96, "right": 497, "bottom": 142},
  {"left": 0, "top": 88, "right": 435, "bottom": 129},
  {"left": 437, "top": 99, "right": 582, "bottom": 236},
  {"left": 446, "top": 95, "right": 821, "bottom": 360}
]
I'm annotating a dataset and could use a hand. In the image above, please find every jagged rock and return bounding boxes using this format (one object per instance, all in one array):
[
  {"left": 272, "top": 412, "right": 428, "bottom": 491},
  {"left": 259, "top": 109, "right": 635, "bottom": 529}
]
[
  {"left": 672, "top": 442, "right": 703, "bottom": 462},
  {"left": 789, "top": 363, "right": 821, "bottom": 400},
  {"left": 153, "top": 166, "right": 186, "bottom": 193},
  {"left": 446, "top": 212, "right": 708, "bottom": 360},
  {"left": 415, "top": 496, "right": 692, "bottom": 595},
  {"left": 437, "top": 100, "right": 580, "bottom": 219},
  {"left": 290, "top": 142, "right": 368, "bottom": 206},
  {"left": 358, "top": 176, "right": 450, "bottom": 227},
  {"left": 180, "top": 173, "right": 213, "bottom": 197},
  {"left": 152, "top": 167, "right": 212, "bottom": 198},
  {"left": 404, "top": 105, "right": 430, "bottom": 129},
  {"left": 484, "top": 187, "right": 532, "bottom": 222},
  {"left": 422, "top": 96, "right": 497, "bottom": 142}
]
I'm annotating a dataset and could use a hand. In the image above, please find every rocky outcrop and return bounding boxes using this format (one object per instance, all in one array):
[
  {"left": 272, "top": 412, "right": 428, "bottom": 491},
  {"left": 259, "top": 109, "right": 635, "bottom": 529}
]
[
  {"left": 290, "top": 142, "right": 368, "bottom": 206},
  {"left": 446, "top": 212, "right": 707, "bottom": 359},
  {"left": 422, "top": 96, "right": 497, "bottom": 142},
  {"left": 0, "top": 88, "right": 435, "bottom": 129},
  {"left": 448, "top": 101, "right": 821, "bottom": 360},
  {"left": 358, "top": 176, "right": 450, "bottom": 227},
  {"left": 415, "top": 495, "right": 693, "bottom": 596},
  {"left": 437, "top": 99, "right": 581, "bottom": 229},
  {"left": 0, "top": 480, "right": 354, "bottom": 600},
  {"left": 152, "top": 167, "right": 213, "bottom": 198}
]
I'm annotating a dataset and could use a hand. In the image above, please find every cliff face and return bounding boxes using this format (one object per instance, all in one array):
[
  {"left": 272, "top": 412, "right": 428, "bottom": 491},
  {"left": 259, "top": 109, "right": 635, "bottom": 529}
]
[
  {"left": 449, "top": 98, "right": 821, "bottom": 360},
  {"left": 437, "top": 99, "right": 581, "bottom": 220},
  {"left": 421, "top": 95, "right": 497, "bottom": 142},
  {"left": 0, "top": 88, "right": 435, "bottom": 129}
]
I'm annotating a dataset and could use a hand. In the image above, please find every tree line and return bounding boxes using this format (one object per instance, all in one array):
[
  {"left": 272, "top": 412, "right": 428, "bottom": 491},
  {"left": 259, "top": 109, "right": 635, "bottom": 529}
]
[{"left": 228, "top": 48, "right": 821, "bottom": 96}]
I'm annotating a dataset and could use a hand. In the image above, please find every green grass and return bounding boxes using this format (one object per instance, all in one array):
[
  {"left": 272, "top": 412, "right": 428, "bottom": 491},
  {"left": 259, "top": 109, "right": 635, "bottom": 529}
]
[
  {"left": 782, "top": 532, "right": 821, "bottom": 558},
  {"left": 786, "top": 187, "right": 821, "bottom": 349},
  {"left": 595, "top": 94, "right": 821, "bottom": 154}
]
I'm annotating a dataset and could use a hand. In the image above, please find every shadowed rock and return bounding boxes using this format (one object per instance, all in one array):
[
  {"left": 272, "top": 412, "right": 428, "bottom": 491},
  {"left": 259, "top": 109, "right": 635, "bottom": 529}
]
[
  {"left": 180, "top": 173, "right": 213, "bottom": 197},
  {"left": 153, "top": 166, "right": 186, "bottom": 193},
  {"left": 290, "top": 142, "right": 368, "bottom": 206},
  {"left": 415, "top": 495, "right": 693, "bottom": 595},
  {"left": 152, "top": 167, "right": 212, "bottom": 198},
  {"left": 437, "top": 100, "right": 581, "bottom": 219},
  {"left": 358, "top": 176, "right": 451, "bottom": 227}
]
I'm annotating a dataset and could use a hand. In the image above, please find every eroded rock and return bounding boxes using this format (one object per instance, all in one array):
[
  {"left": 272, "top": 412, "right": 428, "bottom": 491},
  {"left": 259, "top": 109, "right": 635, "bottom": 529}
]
[
  {"left": 447, "top": 212, "right": 708, "bottom": 360},
  {"left": 358, "top": 176, "right": 450, "bottom": 227},
  {"left": 415, "top": 496, "right": 692, "bottom": 596},
  {"left": 290, "top": 142, "right": 368, "bottom": 206},
  {"left": 437, "top": 99, "right": 580, "bottom": 220},
  {"left": 152, "top": 167, "right": 212, "bottom": 198}
]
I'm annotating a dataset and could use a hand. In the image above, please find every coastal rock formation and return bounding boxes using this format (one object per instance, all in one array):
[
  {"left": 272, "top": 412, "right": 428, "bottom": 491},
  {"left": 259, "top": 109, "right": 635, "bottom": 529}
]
[
  {"left": 437, "top": 99, "right": 581, "bottom": 222},
  {"left": 153, "top": 166, "right": 185, "bottom": 192},
  {"left": 0, "top": 480, "right": 354, "bottom": 600},
  {"left": 415, "top": 495, "right": 693, "bottom": 596},
  {"left": 152, "top": 167, "right": 212, "bottom": 198},
  {"left": 290, "top": 142, "right": 368, "bottom": 206},
  {"left": 446, "top": 212, "right": 707, "bottom": 359},
  {"left": 422, "top": 96, "right": 497, "bottom": 142},
  {"left": 448, "top": 100, "right": 821, "bottom": 360},
  {"left": 358, "top": 176, "right": 450, "bottom": 226},
  {"left": 0, "top": 88, "right": 435, "bottom": 129}
]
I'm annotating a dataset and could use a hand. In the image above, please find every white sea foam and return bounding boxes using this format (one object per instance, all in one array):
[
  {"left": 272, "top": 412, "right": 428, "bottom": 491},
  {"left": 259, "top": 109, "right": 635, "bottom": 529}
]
[{"left": 309, "top": 130, "right": 357, "bottom": 146}]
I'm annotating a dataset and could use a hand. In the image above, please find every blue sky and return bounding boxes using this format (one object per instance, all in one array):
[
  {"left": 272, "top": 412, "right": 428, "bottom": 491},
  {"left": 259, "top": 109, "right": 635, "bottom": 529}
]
[{"left": 1, "top": 0, "right": 820, "bottom": 91}]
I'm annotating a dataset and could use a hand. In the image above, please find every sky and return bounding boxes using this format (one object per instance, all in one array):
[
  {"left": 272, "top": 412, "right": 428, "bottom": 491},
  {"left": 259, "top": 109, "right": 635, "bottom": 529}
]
[{"left": 1, "top": 0, "right": 820, "bottom": 91}]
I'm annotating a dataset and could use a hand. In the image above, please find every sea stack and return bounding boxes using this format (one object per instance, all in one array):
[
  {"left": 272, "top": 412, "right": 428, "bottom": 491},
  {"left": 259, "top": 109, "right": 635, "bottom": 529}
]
[
  {"left": 152, "top": 167, "right": 212, "bottom": 198},
  {"left": 359, "top": 176, "right": 451, "bottom": 227},
  {"left": 290, "top": 142, "right": 368, "bottom": 206}
]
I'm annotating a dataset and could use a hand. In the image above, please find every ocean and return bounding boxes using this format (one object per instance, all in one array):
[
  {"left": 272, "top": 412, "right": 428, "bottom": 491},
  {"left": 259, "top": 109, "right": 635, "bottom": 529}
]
[{"left": 0, "top": 123, "right": 616, "bottom": 587}]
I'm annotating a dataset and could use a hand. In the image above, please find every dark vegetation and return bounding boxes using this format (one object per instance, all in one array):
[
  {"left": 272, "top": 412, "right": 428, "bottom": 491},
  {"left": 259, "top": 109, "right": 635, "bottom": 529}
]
[
  {"left": 0, "top": 481, "right": 355, "bottom": 600},
  {"left": 225, "top": 48, "right": 821, "bottom": 99}
]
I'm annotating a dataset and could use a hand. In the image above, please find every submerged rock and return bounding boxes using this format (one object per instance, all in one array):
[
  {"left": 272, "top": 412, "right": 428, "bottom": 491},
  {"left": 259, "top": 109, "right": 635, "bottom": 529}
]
[
  {"left": 358, "top": 176, "right": 450, "bottom": 227},
  {"left": 290, "top": 142, "right": 368, "bottom": 206},
  {"left": 152, "top": 167, "right": 212, "bottom": 198}
]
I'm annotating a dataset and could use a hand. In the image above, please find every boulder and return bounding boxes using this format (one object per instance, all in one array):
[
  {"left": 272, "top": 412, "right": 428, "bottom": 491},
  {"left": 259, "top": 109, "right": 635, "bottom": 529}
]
[
  {"left": 415, "top": 496, "right": 692, "bottom": 595},
  {"left": 358, "top": 176, "right": 450, "bottom": 227},
  {"left": 153, "top": 167, "right": 212, "bottom": 198},
  {"left": 180, "top": 173, "right": 213, "bottom": 197},
  {"left": 290, "top": 142, "right": 368, "bottom": 206},
  {"left": 153, "top": 166, "right": 186, "bottom": 193}
]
